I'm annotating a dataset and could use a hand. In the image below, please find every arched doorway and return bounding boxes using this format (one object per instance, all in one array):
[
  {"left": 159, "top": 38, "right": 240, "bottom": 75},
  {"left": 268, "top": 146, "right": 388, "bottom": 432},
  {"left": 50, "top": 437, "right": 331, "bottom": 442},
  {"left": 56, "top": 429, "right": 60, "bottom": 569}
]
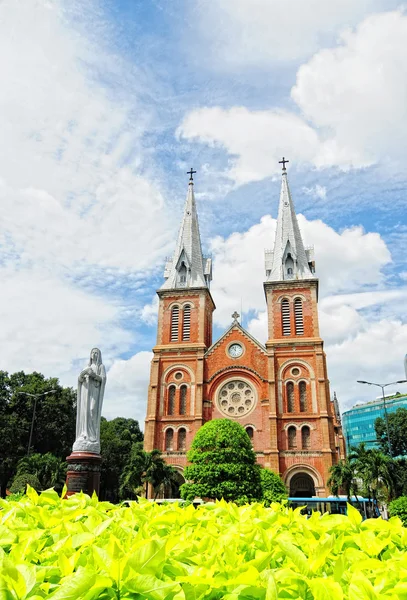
[
  {"left": 289, "top": 473, "right": 315, "bottom": 497},
  {"left": 164, "top": 469, "right": 185, "bottom": 499}
]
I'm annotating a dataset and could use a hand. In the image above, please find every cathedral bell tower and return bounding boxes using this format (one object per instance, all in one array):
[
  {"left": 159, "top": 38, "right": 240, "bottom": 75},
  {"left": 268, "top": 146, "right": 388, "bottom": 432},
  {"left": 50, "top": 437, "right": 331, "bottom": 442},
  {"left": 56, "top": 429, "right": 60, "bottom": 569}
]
[
  {"left": 144, "top": 171, "right": 215, "bottom": 480},
  {"left": 264, "top": 159, "right": 344, "bottom": 497}
]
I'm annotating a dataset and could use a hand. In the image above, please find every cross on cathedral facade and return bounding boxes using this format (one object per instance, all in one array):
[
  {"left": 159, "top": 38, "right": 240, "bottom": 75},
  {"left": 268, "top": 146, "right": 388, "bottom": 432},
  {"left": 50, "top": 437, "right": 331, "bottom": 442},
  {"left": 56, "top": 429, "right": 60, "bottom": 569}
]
[{"left": 144, "top": 163, "right": 345, "bottom": 498}]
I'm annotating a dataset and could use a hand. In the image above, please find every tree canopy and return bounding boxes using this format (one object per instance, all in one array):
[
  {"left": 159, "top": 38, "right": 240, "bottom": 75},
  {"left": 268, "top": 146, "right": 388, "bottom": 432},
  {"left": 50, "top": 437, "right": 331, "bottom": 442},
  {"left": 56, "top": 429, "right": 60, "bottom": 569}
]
[
  {"left": 180, "top": 419, "right": 262, "bottom": 504},
  {"left": 375, "top": 407, "right": 407, "bottom": 457},
  {"left": 260, "top": 468, "right": 288, "bottom": 506},
  {"left": 0, "top": 370, "right": 76, "bottom": 496}
]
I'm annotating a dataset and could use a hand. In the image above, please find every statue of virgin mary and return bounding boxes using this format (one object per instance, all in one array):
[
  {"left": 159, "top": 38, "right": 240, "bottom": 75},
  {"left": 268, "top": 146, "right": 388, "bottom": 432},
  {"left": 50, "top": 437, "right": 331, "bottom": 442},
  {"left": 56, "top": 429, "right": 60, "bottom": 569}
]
[{"left": 73, "top": 347, "right": 106, "bottom": 454}]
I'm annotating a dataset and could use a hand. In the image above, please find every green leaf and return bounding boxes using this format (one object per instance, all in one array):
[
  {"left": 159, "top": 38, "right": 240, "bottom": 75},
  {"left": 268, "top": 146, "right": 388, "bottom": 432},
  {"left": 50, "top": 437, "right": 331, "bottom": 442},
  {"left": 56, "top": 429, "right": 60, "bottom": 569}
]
[
  {"left": 349, "top": 573, "right": 378, "bottom": 600},
  {"left": 128, "top": 539, "right": 167, "bottom": 575},
  {"left": 47, "top": 567, "right": 96, "bottom": 600},
  {"left": 346, "top": 504, "right": 362, "bottom": 528},
  {"left": 125, "top": 574, "right": 181, "bottom": 600},
  {"left": 308, "top": 578, "right": 343, "bottom": 600},
  {"left": 265, "top": 572, "right": 278, "bottom": 600},
  {"left": 276, "top": 536, "right": 311, "bottom": 576}
]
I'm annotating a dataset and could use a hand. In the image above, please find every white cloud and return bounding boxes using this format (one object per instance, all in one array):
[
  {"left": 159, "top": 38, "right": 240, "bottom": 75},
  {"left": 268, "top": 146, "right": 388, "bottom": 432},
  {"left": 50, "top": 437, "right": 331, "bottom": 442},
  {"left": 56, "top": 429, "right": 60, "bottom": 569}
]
[
  {"left": 193, "top": 0, "right": 393, "bottom": 66},
  {"left": 104, "top": 352, "right": 152, "bottom": 424},
  {"left": 0, "top": 267, "right": 132, "bottom": 378},
  {"left": 303, "top": 185, "right": 327, "bottom": 200},
  {"left": 210, "top": 213, "right": 390, "bottom": 327},
  {"left": 179, "top": 9, "right": 407, "bottom": 182}
]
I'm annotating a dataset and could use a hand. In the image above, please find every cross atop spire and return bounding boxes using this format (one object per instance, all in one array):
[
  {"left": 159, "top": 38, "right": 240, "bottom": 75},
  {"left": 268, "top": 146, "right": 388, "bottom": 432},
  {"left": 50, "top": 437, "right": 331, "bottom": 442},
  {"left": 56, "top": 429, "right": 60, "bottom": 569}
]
[
  {"left": 187, "top": 167, "right": 196, "bottom": 182},
  {"left": 279, "top": 157, "right": 289, "bottom": 171}
]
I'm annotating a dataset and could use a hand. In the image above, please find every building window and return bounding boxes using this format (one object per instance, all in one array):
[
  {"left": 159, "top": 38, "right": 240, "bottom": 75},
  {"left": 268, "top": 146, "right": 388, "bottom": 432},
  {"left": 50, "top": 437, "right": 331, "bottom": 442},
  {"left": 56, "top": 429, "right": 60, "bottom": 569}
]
[
  {"left": 180, "top": 385, "right": 187, "bottom": 415},
  {"left": 178, "top": 428, "right": 186, "bottom": 451},
  {"left": 281, "top": 299, "right": 291, "bottom": 336},
  {"left": 288, "top": 426, "right": 297, "bottom": 449},
  {"left": 302, "top": 426, "right": 311, "bottom": 450},
  {"left": 170, "top": 306, "right": 179, "bottom": 342},
  {"left": 294, "top": 298, "right": 304, "bottom": 335},
  {"left": 287, "top": 381, "right": 295, "bottom": 413},
  {"left": 299, "top": 381, "right": 307, "bottom": 412},
  {"left": 178, "top": 262, "right": 187, "bottom": 286},
  {"left": 182, "top": 305, "right": 191, "bottom": 341},
  {"left": 167, "top": 385, "right": 175, "bottom": 415},
  {"left": 246, "top": 426, "right": 254, "bottom": 440},
  {"left": 165, "top": 429, "right": 174, "bottom": 451}
]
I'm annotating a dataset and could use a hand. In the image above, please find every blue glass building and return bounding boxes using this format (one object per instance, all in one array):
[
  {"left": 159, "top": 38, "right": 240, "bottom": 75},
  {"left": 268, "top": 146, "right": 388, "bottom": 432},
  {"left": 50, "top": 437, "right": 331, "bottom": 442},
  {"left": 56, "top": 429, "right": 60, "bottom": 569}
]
[{"left": 342, "top": 393, "right": 407, "bottom": 451}]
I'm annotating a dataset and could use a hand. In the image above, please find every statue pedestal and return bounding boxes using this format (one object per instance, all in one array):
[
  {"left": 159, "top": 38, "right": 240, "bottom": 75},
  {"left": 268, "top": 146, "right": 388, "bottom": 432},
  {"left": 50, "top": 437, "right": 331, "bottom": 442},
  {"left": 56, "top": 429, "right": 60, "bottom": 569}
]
[{"left": 65, "top": 452, "right": 102, "bottom": 497}]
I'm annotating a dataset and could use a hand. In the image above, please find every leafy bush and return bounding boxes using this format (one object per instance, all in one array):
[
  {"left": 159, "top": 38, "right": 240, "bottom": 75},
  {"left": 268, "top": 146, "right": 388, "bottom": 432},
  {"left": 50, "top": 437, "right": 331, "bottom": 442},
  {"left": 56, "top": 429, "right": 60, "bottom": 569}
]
[
  {"left": 1, "top": 486, "right": 407, "bottom": 598},
  {"left": 389, "top": 495, "right": 407, "bottom": 526},
  {"left": 260, "top": 468, "right": 288, "bottom": 506},
  {"left": 9, "top": 472, "right": 40, "bottom": 494},
  {"left": 181, "top": 419, "right": 262, "bottom": 503}
]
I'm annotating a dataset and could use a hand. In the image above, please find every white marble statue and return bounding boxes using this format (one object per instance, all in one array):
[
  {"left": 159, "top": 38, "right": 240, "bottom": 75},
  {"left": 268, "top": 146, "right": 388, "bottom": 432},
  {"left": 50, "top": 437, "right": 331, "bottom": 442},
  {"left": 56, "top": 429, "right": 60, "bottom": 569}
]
[{"left": 73, "top": 347, "right": 106, "bottom": 454}]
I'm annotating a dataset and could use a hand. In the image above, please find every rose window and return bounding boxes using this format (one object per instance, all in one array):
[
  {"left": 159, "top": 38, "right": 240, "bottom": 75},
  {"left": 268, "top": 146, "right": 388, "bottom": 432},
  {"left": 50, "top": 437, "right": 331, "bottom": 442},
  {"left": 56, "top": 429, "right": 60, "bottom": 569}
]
[{"left": 217, "top": 380, "right": 256, "bottom": 417}]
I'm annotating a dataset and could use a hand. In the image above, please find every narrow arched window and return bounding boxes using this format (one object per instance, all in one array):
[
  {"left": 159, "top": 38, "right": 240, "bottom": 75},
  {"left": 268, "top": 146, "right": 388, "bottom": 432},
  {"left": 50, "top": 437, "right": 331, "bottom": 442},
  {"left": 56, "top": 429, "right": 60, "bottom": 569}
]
[
  {"left": 299, "top": 381, "right": 307, "bottom": 412},
  {"left": 288, "top": 426, "right": 297, "bottom": 449},
  {"left": 170, "top": 306, "right": 179, "bottom": 342},
  {"left": 167, "top": 385, "right": 175, "bottom": 415},
  {"left": 182, "top": 305, "right": 191, "bottom": 341},
  {"left": 178, "top": 428, "right": 186, "bottom": 451},
  {"left": 178, "top": 262, "right": 187, "bottom": 286},
  {"left": 294, "top": 298, "right": 304, "bottom": 335},
  {"left": 287, "top": 381, "right": 294, "bottom": 413},
  {"left": 281, "top": 299, "right": 291, "bottom": 336},
  {"left": 180, "top": 385, "right": 187, "bottom": 415},
  {"left": 165, "top": 429, "right": 174, "bottom": 451},
  {"left": 246, "top": 426, "right": 254, "bottom": 440},
  {"left": 302, "top": 426, "right": 311, "bottom": 450}
]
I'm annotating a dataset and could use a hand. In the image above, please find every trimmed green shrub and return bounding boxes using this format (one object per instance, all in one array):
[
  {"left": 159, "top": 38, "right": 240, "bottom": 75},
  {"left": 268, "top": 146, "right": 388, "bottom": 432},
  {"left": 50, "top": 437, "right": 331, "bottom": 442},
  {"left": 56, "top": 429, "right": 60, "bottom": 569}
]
[
  {"left": 389, "top": 495, "right": 407, "bottom": 526},
  {"left": 9, "top": 472, "right": 41, "bottom": 494},
  {"left": 260, "top": 468, "right": 288, "bottom": 506},
  {"left": 180, "top": 419, "right": 262, "bottom": 504}
]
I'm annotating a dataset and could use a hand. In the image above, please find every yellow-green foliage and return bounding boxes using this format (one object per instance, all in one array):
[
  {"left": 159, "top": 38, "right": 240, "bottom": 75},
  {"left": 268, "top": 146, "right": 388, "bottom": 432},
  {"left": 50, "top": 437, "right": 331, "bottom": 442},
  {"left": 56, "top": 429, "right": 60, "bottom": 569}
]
[{"left": 1, "top": 487, "right": 407, "bottom": 599}]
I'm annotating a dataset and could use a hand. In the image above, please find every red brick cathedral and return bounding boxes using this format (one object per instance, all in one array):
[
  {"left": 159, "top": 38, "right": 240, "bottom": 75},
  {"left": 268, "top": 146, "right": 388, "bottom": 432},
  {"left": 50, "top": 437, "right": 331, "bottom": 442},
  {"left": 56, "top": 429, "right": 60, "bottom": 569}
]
[{"left": 144, "top": 164, "right": 345, "bottom": 498}]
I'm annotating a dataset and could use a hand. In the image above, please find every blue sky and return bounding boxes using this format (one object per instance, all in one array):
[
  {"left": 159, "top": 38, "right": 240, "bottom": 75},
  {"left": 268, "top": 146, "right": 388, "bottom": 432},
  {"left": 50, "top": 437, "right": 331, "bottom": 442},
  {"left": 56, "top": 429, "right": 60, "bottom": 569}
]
[{"left": 0, "top": 0, "right": 406, "bottom": 424}]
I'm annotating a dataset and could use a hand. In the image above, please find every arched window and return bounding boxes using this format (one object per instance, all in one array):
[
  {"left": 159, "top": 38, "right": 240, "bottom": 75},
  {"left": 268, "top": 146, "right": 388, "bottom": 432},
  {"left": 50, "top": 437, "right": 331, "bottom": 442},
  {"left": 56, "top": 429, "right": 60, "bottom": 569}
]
[
  {"left": 170, "top": 306, "right": 179, "bottom": 342},
  {"left": 294, "top": 298, "right": 304, "bottom": 335},
  {"left": 182, "top": 305, "right": 191, "bottom": 341},
  {"left": 287, "top": 381, "right": 295, "bottom": 413},
  {"left": 246, "top": 426, "right": 254, "bottom": 440},
  {"left": 167, "top": 385, "right": 175, "bottom": 415},
  {"left": 285, "top": 253, "right": 294, "bottom": 279},
  {"left": 302, "top": 426, "right": 311, "bottom": 450},
  {"left": 299, "top": 381, "right": 307, "bottom": 412},
  {"left": 178, "top": 428, "right": 186, "bottom": 451},
  {"left": 288, "top": 426, "right": 297, "bottom": 449},
  {"left": 281, "top": 299, "right": 291, "bottom": 336},
  {"left": 180, "top": 385, "right": 187, "bottom": 415},
  {"left": 165, "top": 429, "right": 174, "bottom": 451}
]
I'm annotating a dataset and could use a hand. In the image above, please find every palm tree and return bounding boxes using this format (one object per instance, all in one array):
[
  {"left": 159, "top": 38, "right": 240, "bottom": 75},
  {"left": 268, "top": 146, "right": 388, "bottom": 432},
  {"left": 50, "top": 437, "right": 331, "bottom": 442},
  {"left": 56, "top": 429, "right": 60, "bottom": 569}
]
[
  {"left": 16, "top": 452, "right": 66, "bottom": 492},
  {"left": 143, "top": 450, "right": 178, "bottom": 499},
  {"left": 349, "top": 443, "right": 396, "bottom": 513},
  {"left": 328, "top": 459, "right": 358, "bottom": 503}
]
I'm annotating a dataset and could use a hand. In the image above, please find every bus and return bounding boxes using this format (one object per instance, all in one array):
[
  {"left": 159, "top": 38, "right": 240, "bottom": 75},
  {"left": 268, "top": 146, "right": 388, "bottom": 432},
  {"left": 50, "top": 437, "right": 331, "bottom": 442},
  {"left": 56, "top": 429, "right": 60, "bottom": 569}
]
[{"left": 288, "top": 496, "right": 380, "bottom": 519}]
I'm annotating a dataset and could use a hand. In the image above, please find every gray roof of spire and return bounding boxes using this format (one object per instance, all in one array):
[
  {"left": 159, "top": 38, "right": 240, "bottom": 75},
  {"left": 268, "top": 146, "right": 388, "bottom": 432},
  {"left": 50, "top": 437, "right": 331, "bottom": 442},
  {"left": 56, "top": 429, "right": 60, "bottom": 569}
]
[
  {"left": 266, "top": 170, "right": 314, "bottom": 282},
  {"left": 161, "top": 181, "right": 210, "bottom": 290}
]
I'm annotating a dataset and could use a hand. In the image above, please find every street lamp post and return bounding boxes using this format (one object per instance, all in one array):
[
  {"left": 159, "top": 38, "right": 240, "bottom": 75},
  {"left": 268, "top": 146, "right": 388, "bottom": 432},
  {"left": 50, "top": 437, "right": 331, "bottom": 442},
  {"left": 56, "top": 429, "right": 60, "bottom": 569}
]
[
  {"left": 356, "top": 379, "right": 407, "bottom": 458},
  {"left": 17, "top": 390, "right": 57, "bottom": 455}
]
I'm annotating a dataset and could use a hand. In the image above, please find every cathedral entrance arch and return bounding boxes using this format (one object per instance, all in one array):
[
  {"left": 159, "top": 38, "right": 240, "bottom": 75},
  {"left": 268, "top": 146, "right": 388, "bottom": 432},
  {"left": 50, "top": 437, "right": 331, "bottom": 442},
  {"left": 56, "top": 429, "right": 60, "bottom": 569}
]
[
  {"left": 289, "top": 473, "right": 315, "bottom": 497},
  {"left": 163, "top": 468, "right": 185, "bottom": 499}
]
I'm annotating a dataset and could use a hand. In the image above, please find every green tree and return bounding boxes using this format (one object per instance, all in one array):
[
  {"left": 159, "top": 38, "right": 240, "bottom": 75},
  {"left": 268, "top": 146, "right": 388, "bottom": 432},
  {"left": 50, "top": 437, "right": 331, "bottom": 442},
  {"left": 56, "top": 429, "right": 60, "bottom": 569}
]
[
  {"left": 260, "top": 468, "right": 287, "bottom": 506},
  {"left": 375, "top": 408, "right": 407, "bottom": 457},
  {"left": 100, "top": 417, "right": 143, "bottom": 502},
  {"left": 0, "top": 371, "right": 76, "bottom": 496},
  {"left": 9, "top": 473, "right": 41, "bottom": 494},
  {"left": 349, "top": 443, "right": 395, "bottom": 504},
  {"left": 389, "top": 496, "right": 407, "bottom": 526},
  {"left": 119, "top": 442, "right": 147, "bottom": 499},
  {"left": 180, "top": 419, "right": 262, "bottom": 504},
  {"left": 142, "top": 449, "right": 179, "bottom": 500},
  {"left": 16, "top": 453, "right": 66, "bottom": 493},
  {"left": 328, "top": 459, "right": 359, "bottom": 503}
]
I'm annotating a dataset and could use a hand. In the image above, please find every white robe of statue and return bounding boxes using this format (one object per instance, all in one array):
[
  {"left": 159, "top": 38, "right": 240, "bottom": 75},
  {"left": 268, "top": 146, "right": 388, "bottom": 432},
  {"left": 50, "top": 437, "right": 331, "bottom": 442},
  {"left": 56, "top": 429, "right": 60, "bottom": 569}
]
[{"left": 73, "top": 347, "right": 106, "bottom": 454}]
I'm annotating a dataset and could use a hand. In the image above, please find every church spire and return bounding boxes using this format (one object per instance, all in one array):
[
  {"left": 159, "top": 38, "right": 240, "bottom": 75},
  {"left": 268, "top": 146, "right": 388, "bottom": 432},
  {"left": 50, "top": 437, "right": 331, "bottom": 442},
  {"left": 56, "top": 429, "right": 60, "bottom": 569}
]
[
  {"left": 265, "top": 160, "right": 315, "bottom": 282},
  {"left": 161, "top": 171, "right": 212, "bottom": 290}
]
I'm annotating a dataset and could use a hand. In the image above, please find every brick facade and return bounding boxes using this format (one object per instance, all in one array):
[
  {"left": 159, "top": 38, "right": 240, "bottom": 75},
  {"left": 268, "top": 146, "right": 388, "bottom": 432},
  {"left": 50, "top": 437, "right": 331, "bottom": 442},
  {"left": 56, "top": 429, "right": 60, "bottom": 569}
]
[{"left": 144, "top": 276, "right": 345, "bottom": 498}]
